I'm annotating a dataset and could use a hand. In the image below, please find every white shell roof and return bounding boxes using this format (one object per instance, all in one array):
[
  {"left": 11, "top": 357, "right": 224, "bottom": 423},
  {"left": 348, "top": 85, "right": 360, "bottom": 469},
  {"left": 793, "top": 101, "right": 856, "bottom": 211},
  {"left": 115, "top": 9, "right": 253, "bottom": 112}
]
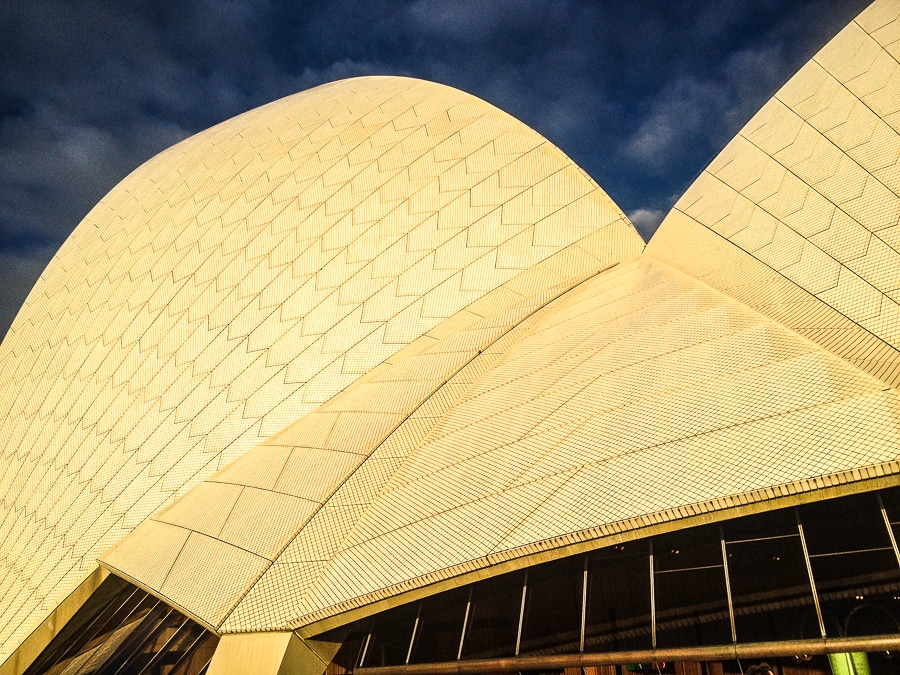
[
  {"left": 0, "top": 75, "right": 641, "bottom": 660},
  {"left": 101, "top": 0, "right": 900, "bottom": 636}
]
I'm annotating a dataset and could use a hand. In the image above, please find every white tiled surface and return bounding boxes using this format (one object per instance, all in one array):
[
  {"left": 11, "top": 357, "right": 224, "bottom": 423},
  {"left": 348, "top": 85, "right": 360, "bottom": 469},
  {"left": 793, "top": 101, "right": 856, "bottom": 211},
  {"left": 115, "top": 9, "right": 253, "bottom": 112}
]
[{"left": 0, "top": 75, "right": 640, "bottom": 659}]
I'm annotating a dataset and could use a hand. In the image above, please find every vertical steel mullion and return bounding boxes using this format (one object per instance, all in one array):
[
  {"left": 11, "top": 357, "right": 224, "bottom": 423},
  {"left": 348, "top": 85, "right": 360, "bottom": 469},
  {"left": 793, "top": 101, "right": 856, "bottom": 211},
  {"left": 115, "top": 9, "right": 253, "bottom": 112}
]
[
  {"left": 720, "top": 526, "right": 736, "bottom": 644},
  {"left": 580, "top": 554, "right": 588, "bottom": 653},
  {"left": 358, "top": 621, "right": 374, "bottom": 668},
  {"left": 649, "top": 540, "right": 656, "bottom": 649},
  {"left": 457, "top": 586, "right": 473, "bottom": 660},
  {"left": 877, "top": 493, "right": 900, "bottom": 568},
  {"left": 406, "top": 603, "right": 422, "bottom": 665},
  {"left": 514, "top": 571, "right": 528, "bottom": 656},
  {"left": 795, "top": 508, "right": 826, "bottom": 638}
]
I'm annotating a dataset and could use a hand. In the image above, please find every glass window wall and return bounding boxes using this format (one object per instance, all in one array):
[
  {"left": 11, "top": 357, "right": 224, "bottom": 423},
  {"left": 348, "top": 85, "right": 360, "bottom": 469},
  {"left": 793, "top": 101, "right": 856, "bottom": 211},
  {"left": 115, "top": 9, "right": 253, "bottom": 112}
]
[
  {"left": 330, "top": 486, "right": 900, "bottom": 671},
  {"left": 24, "top": 576, "right": 219, "bottom": 675}
]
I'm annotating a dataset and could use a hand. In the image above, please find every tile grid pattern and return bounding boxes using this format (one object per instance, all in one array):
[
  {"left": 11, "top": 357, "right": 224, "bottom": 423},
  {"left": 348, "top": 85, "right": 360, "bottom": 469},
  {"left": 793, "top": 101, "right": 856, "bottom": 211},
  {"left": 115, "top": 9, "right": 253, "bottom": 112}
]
[
  {"left": 279, "top": 256, "right": 900, "bottom": 630},
  {"left": 648, "top": 1, "right": 900, "bottom": 388},
  {"left": 9, "top": 0, "right": 900, "bottom": 654},
  {"left": 109, "top": 252, "right": 900, "bottom": 635},
  {"left": 101, "top": 226, "right": 636, "bottom": 630},
  {"left": 0, "top": 76, "right": 641, "bottom": 660}
]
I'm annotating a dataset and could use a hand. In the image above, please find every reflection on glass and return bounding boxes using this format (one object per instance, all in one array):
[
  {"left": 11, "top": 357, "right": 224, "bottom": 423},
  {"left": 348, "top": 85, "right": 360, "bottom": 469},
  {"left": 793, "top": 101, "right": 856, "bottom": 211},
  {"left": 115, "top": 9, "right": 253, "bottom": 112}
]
[
  {"left": 585, "top": 541, "right": 652, "bottom": 653},
  {"left": 724, "top": 508, "right": 818, "bottom": 643},
  {"left": 801, "top": 493, "right": 890, "bottom": 556},
  {"left": 24, "top": 576, "right": 218, "bottom": 675},
  {"left": 519, "top": 555, "right": 583, "bottom": 655},
  {"left": 362, "top": 602, "right": 418, "bottom": 667},
  {"left": 460, "top": 572, "right": 524, "bottom": 659},
  {"left": 408, "top": 587, "right": 469, "bottom": 664},
  {"left": 801, "top": 493, "right": 900, "bottom": 639},
  {"left": 323, "top": 624, "right": 368, "bottom": 675},
  {"left": 654, "top": 525, "right": 731, "bottom": 648}
]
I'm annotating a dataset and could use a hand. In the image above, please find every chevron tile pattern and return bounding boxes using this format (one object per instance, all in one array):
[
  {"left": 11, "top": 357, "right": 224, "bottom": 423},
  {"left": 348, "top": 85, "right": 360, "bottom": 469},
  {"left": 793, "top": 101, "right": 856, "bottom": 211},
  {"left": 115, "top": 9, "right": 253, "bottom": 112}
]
[
  {"left": 0, "top": 76, "right": 641, "bottom": 659},
  {"left": 648, "top": 1, "right": 900, "bottom": 387},
  {"left": 6, "top": 0, "right": 900, "bottom": 664}
]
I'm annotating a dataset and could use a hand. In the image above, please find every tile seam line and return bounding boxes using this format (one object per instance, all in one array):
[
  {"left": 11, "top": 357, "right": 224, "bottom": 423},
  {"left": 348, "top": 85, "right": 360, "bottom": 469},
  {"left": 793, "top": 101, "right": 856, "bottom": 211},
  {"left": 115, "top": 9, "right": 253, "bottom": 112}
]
[
  {"left": 712, "top": 135, "right": 888, "bottom": 304},
  {"left": 654, "top": 204, "right": 899, "bottom": 385},
  {"left": 418, "top": 341, "right": 846, "bottom": 497},
  {"left": 315, "top": 382, "right": 897, "bottom": 554},
  {"left": 409, "top": 295, "right": 773, "bottom": 453},
  {"left": 213, "top": 276, "right": 587, "bottom": 629},
  {"left": 213, "top": 260, "right": 622, "bottom": 631},
  {"left": 98, "top": 560, "right": 220, "bottom": 634},
  {"left": 0, "top": 451, "right": 228, "bottom": 638},
  {"left": 374, "top": 304, "right": 788, "bottom": 497},
  {"left": 852, "top": 17, "right": 900, "bottom": 71},
  {"left": 436, "top": 261, "right": 708, "bottom": 405},
  {"left": 0, "top": 84, "right": 490, "bottom": 495},
  {"left": 764, "top": 86, "right": 900, "bottom": 256},
  {"left": 206, "top": 136, "right": 592, "bottom": 426},
  {"left": 285, "top": 462, "right": 900, "bottom": 632},
  {"left": 1, "top": 98, "right": 560, "bottom": 572}
]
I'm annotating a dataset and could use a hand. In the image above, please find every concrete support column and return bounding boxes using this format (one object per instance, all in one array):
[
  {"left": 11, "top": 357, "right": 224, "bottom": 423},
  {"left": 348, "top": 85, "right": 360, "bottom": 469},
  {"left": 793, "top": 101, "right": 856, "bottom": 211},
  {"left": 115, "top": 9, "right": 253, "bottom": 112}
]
[{"left": 207, "top": 631, "right": 343, "bottom": 675}]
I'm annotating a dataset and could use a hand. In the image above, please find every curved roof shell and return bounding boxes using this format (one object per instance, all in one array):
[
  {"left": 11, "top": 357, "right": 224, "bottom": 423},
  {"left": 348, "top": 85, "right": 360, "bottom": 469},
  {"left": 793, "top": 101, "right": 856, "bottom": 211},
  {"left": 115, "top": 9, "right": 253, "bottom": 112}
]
[
  {"left": 101, "top": 0, "right": 900, "bottom": 637},
  {"left": 648, "top": 0, "right": 900, "bottom": 387},
  {"left": 104, "top": 250, "right": 900, "bottom": 636},
  {"left": 0, "top": 76, "right": 642, "bottom": 660}
]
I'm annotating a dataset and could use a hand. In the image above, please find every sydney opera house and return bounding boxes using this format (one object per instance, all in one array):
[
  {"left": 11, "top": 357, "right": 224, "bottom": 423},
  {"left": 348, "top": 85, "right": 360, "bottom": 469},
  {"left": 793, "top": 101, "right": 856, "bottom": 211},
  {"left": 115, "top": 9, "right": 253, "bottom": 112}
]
[{"left": 2, "top": 2, "right": 900, "bottom": 674}]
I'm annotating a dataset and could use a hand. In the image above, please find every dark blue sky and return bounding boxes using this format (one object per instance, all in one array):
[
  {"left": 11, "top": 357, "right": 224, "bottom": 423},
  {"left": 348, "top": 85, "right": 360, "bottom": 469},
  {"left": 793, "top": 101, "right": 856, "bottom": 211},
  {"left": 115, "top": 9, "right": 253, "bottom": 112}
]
[{"left": 0, "top": 0, "right": 870, "bottom": 341}]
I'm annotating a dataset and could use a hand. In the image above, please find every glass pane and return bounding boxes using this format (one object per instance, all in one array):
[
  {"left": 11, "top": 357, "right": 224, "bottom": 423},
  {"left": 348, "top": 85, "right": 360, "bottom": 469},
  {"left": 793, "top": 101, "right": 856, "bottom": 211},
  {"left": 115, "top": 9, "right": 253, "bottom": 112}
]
[
  {"left": 363, "top": 602, "right": 419, "bottom": 667},
  {"left": 408, "top": 586, "right": 468, "bottom": 663},
  {"left": 654, "top": 567, "right": 731, "bottom": 648},
  {"left": 726, "top": 535, "right": 818, "bottom": 642},
  {"left": 460, "top": 571, "right": 524, "bottom": 659},
  {"left": 167, "top": 631, "right": 219, "bottom": 675},
  {"left": 519, "top": 555, "right": 583, "bottom": 655},
  {"left": 47, "top": 594, "right": 160, "bottom": 675},
  {"left": 25, "top": 577, "right": 217, "bottom": 675},
  {"left": 585, "top": 541, "right": 651, "bottom": 653},
  {"left": 108, "top": 608, "right": 195, "bottom": 675},
  {"left": 89, "top": 601, "right": 169, "bottom": 674},
  {"left": 323, "top": 622, "right": 367, "bottom": 675},
  {"left": 722, "top": 507, "right": 798, "bottom": 543},
  {"left": 865, "top": 649, "right": 900, "bottom": 675},
  {"left": 654, "top": 525, "right": 730, "bottom": 648},
  {"left": 24, "top": 576, "right": 133, "bottom": 675},
  {"left": 879, "top": 485, "right": 900, "bottom": 524},
  {"left": 810, "top": 549, "right": 900, "bottom": 637},
  {"left": 655, "top": 524, "right": 723, "bottom": 571},
  {"left": 800, "top": 493, "right": 890, "bottom": 555},
  {"left": 140, "top": 622, "right": 205, "bottom": 675}
]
